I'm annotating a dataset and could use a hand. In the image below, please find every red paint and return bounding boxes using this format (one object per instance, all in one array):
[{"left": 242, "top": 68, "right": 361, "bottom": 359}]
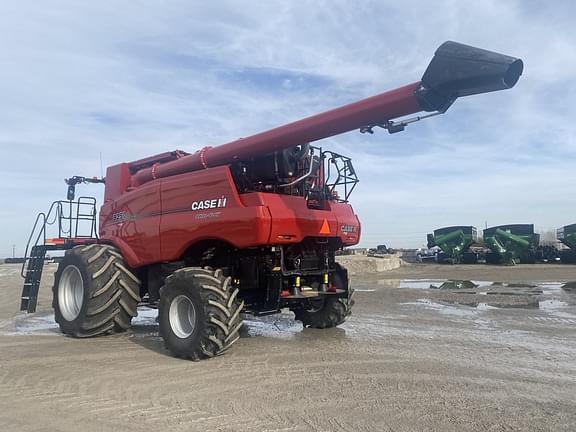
[
  {"left": 74, "top": 42, "right": 525, "bottom": 273},
  {"left": 100, "top": 166, "right": 360, "bottom": 268},
  {"left": 104, "top": 163, "right": 131, "bottom": 202},
  {"left": 131, "top": 82, "right": 422, "bottom": 186},
  {"left": 98, "top": 80, "right": 427, "bottom": 266},
  {"left": 100, "top": 180, "right": 162, "bottom": 267}
]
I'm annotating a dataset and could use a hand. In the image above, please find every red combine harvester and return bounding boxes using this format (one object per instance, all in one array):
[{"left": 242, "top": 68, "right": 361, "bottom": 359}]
[{"left": 21, "top": 42, "right": 522, "bottom": 359}]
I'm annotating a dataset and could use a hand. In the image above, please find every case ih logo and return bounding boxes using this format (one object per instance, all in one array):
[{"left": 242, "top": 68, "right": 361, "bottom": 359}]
[{"left": 191, "top": 196, "right": 227, "bottom": 211}]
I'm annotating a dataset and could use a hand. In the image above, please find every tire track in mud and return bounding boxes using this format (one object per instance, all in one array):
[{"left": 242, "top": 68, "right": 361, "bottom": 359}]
[
  {"left": 0, "top": 332, "right": 337, "bottom": 431},
  {"left": 0, "top": 359, "right": 261, "bottom": 431},
  {"left": 341, "top": 310, "right": 576, "bottom": 404},
  {"left": 0, "top": 331, "right": 409, "bottom": 431},
  {"left": 3, "top": 309, "right": 575, "bottom": 432},
  {"left": 2, "top": 265, "right": 576, "bottom": 431},
  {"left": 528, "top": 316, "right": 576, "bottom": 324}
]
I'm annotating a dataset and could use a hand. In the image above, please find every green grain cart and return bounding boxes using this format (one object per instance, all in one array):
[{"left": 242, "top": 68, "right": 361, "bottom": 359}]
[
  {"left": 557, "top": 224, "right": 576, "bottom": 264},
  {"left": 427, "top": 226, "right": 478, "bottom": 264},
  {"left": 484, "top": 224, "right": 539, "bottom": 265}
]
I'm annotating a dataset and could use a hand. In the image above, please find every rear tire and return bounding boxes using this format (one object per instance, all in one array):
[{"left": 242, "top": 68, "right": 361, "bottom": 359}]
[
  {"left": 52, "top": 244, "right": 141, "bottom": 337},
  {"left": 293, "top": 296, "right": 352, "bottom": 329},
  {"left": 158, "top": 268, "right": 243, "bottom": 360},
  {"left": 291, "top": 264, "right": 354, "bottom": 329}
]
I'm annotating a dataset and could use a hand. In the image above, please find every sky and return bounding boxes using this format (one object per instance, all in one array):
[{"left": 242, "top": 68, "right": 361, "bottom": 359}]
[{"left": 1, "top": 0, "right": 575, "bottom": 257}]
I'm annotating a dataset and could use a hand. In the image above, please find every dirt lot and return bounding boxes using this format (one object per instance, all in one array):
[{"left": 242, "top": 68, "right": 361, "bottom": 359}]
[{"left": 1, "top": 261, "right": 575, "bottom": 431}]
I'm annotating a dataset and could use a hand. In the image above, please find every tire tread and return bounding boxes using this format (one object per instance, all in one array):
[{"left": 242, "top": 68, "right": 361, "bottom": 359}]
[
  {"left": 53, "top": 244, "right": 140, "bottom": 337},
  {"left": 159, "top": 267, "right": 243, "bottom": 360}
]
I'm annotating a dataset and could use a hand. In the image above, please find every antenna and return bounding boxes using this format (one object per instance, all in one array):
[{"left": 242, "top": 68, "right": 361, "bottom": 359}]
[{"left": 99, "top": 152, "right": 104, "bottom": 178}]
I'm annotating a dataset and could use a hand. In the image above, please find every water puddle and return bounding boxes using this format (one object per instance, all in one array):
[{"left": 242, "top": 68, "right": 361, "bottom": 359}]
[
  {"left": 243, "top": 313, "right": 304, "bottom": 339},
  {"left": 377, "top": 279, "right": 442, "bottom": 289},
  {"left": 2, "top": 279, "right": 574, "bottom": 338},
  {"left": 394, "top": 279, "right": 547, "bottom": 292},
  {"left": 539, "top": 299, "right": 569, "bottom": 310},
  {"left": 1, "top": 306, "right": 306, "bottom": 340},
  {"left": 1, "top": 307, "right": 162, "bottom": 337},
  {"left": 132, "top": 307, "right": 158, "bottom": 325},
  {"left": 401, "top": 279, "right": 575, "bottom": 318},
  {"left": 404, "top": 298, "right": 488, "bottom": 317},
  {"left": 5, "top": 311, "right": 60, "bottom": 335}
]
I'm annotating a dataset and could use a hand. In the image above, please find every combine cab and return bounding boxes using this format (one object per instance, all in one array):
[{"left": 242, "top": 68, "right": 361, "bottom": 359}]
[
  {"left": 427, "top": 226, "right": 478, "bottom": 264},
  {"left": 20, "top": 41, "right": 523, "bottom": 359},
  {"left": 484, "top": 224, "right": 539, "bottom": 265}
]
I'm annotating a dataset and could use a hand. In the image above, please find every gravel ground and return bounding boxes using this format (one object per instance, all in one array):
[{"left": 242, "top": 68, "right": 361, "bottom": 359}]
[{"left": 0, "top": 262, "right": 575, "bottom": 431}]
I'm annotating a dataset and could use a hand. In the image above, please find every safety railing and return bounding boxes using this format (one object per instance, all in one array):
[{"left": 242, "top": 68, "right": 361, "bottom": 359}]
[
  {"left": 323, "top": 150, "right": 359, "bottom": 202},
  {"left": 21, "top": 197, "right": 98, "bottom": 277}
]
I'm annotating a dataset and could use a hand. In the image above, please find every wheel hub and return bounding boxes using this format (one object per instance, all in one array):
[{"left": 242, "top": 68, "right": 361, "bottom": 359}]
[
  {"left": 305, "top": 297, "right": 325, "bottom": 313},
  {"left": 58, "top": 265, "right": 84, "bottom": 321},
  {"left": 169, "top": 295, "right": 197, "bottom": 338}
]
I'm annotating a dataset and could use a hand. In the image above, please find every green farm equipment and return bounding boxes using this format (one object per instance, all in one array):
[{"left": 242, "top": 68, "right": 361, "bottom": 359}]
[
  {"left": 557, "top": 224, "right": 576, "bottom": 263},
  {"left": 427, "top": 226, "right": 478, "bottom": 264},
  {"left": 484, "top": 224, "right": 539, "bottom": 265}
]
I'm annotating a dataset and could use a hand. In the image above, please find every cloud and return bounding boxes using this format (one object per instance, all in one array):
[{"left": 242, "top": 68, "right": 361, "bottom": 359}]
[{"left": 0, "top": 0, "right": 575, "bottom": 257}]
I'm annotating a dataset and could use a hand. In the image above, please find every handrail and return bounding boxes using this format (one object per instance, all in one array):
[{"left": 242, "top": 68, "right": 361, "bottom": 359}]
[
  {"left": 324, "top": 151, "right": 358, "bottom": 202},
  {"left": 20, "top": 200, "right": 63, "bottom": 277},
  {"left": 20, "top": 198, "right": 99, "bottom": 278}
]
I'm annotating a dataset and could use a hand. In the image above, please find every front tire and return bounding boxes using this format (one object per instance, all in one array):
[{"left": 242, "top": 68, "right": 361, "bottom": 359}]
[
  {"left": 52, "top": 244, "right": 141, "bottom": 337},
  {"left": 158, "top": 268, "right": 243, "bottom": 360}
]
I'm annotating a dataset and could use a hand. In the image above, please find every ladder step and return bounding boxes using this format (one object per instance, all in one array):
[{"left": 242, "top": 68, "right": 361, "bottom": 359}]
[{"left": 21, "top": 245, "right": 47, "bottom": 314}]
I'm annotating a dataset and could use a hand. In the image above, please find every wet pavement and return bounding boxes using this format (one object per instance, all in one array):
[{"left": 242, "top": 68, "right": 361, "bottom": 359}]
[
  {"left": 1, "top": 262, "right": 575, "bottom": 431},
  {"left": 3, "top": 278, "right": 574, "bottom": 337}
]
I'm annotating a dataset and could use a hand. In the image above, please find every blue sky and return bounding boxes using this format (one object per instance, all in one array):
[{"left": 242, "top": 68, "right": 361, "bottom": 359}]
[{"left": 1, "top": 0, "right": 575, "bottom": 257}]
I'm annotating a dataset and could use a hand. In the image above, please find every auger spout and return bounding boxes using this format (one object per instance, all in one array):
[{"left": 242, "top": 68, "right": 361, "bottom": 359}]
[{"left": 131, "top": 41, "right": 523, "bottom": 186}]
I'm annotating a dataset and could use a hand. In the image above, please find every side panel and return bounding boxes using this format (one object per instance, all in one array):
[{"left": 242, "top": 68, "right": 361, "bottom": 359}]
[
  {"left": 99, "top": 182, "right": 162, "bottom": 267},
  {"left": 159, "top": 167, "right": 272, "bottom": 261},
  {"left": 332, "top": 201, "right": 362, "bottom": 246},
  {"left": 103, "top": 163, "right": 131, "bottom": 202},
  {"left": 243, "top": 193, "right": 361, "bottom": 246}
]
